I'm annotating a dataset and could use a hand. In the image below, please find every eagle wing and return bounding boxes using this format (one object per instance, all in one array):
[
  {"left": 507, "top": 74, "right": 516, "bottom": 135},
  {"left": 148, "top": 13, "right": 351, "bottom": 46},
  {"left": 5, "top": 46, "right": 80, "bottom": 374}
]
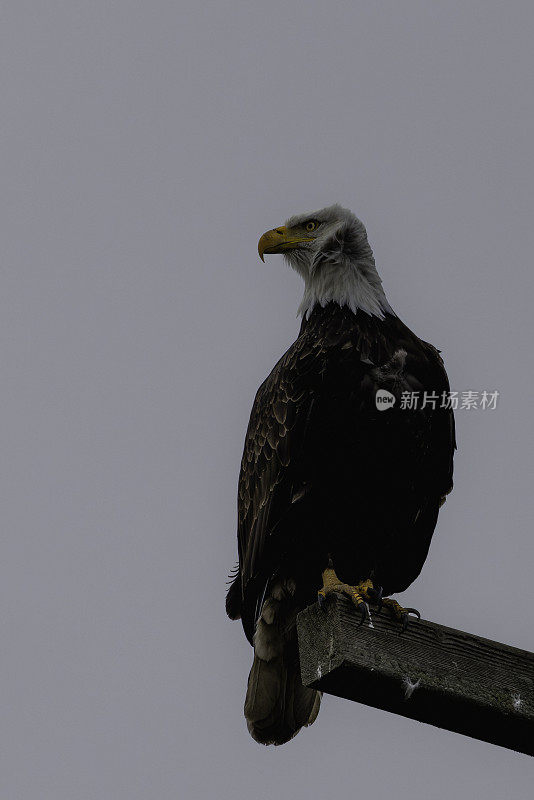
[{"left": 235, "top": 331, "right": 325, "bottom": 641}]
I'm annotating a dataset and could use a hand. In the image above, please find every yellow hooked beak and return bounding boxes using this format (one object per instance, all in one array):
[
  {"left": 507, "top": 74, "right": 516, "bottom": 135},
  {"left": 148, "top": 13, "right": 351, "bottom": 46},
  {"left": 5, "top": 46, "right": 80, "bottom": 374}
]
[{"left": 257, "top": 226, "right": 313, "bottom": 262}]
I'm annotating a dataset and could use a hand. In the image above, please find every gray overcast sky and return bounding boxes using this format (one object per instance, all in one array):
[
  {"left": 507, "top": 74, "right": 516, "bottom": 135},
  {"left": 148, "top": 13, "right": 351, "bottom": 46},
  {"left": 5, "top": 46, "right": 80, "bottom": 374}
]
[{"left": 2, "top": 1, "right": 533, "bottom": 798}]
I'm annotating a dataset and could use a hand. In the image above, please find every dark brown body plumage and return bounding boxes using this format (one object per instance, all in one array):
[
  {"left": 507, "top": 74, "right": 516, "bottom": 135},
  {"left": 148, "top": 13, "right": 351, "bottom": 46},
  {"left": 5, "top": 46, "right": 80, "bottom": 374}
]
[{"left": 227, "top": 301, "right": 455, "bottom": 743}]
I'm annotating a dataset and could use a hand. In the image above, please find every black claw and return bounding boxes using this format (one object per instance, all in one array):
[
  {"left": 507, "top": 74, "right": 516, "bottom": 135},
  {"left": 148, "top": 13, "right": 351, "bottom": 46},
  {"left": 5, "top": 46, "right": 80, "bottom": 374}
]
[
  {"left": 318, "top": 592, "right": 327, "bottom": 611},
  {"left": 368, "top": 585, "right": 383, "bottom": 613},
  {"left": 358, "top": 603, "right": 368, "bottom": 626},
  {"left": 401, "top": 608, "right": 420, "bottom": 632}
]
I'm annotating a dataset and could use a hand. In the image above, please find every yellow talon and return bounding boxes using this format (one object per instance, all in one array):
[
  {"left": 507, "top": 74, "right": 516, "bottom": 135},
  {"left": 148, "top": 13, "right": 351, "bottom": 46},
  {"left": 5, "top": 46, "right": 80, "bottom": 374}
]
[
  {"left": 381, "top": 597, "right": 421, "bottom": 631},
  {"left": 317, "top": 565, "right": 375, "bottom": 622}
]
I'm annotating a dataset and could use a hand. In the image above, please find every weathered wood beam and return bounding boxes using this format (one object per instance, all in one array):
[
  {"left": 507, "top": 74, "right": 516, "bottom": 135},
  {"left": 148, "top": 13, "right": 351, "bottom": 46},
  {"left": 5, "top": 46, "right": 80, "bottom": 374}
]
[{"left": 296, "top": 596, "right": 534, "bottom": 756}]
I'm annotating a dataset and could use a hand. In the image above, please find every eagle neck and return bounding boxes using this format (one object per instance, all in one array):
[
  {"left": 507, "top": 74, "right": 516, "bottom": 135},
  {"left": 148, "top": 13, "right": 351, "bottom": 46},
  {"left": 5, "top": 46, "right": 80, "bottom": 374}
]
[{"left": 297, "top": 255, "right": 392, "bottom": 320}]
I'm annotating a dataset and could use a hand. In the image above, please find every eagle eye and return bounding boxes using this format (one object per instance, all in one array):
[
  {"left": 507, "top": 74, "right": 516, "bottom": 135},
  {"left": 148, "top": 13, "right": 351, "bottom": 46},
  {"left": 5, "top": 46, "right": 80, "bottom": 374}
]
[{"left": 305, "top": 220, "right": 318, "bottom": 232}]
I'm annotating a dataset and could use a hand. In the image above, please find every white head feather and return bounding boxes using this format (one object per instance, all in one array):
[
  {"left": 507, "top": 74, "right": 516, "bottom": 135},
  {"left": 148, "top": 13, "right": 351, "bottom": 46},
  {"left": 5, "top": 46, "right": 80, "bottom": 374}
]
[{"left": 282, "top": 204, "right": 392, "bottom": 319}]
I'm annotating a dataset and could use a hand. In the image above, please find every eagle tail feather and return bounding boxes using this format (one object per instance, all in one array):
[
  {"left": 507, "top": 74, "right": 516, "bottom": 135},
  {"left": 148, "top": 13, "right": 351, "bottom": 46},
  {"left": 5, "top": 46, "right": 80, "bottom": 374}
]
[{"left": 244, "top": 584, "right": 320, "bottom": 745}]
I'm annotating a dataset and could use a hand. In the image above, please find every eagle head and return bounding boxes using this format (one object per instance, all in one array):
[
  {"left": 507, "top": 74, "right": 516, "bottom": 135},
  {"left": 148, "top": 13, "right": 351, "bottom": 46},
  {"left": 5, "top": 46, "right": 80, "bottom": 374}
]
[
  {"left": 257, "top": 205, "right": 390, "bottom": 319},
  {"left": 258, "top": 204, "right": 371, "bottom": 272}
]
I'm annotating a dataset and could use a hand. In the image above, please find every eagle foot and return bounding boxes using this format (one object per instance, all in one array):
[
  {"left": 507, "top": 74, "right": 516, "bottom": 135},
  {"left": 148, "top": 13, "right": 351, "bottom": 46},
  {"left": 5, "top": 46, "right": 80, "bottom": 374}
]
[
  {"left": 380, "top": 598, "right": 421, "bottom": 632},
  {"left": 317, "top": 568, "right": 376, "bottom": 626}
]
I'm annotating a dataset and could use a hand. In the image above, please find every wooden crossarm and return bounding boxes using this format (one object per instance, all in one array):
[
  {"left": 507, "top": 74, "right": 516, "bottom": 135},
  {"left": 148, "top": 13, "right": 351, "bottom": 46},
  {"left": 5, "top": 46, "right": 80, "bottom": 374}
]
[{"left": 297, "top": 596, "right": 534, "bottom": 756}]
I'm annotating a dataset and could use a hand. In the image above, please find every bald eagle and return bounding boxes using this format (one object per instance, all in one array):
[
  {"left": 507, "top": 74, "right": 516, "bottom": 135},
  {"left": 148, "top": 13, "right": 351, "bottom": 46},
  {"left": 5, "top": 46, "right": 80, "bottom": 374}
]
[{"left": 226, "top": 205, "right": 455, "bottom": 745}]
